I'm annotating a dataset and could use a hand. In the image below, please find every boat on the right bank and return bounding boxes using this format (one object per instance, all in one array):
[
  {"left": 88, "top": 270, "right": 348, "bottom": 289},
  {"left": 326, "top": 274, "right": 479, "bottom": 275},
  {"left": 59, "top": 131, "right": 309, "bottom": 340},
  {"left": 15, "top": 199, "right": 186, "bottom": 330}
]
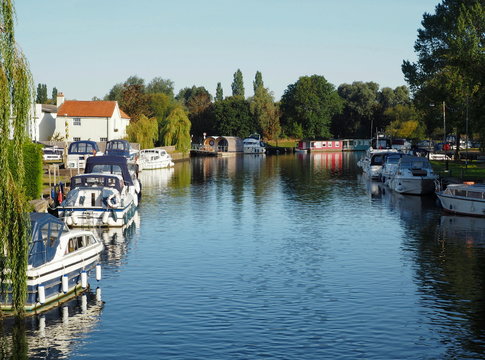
[{"left": 437, "top": 182, "right": 485, "bottom": 216}]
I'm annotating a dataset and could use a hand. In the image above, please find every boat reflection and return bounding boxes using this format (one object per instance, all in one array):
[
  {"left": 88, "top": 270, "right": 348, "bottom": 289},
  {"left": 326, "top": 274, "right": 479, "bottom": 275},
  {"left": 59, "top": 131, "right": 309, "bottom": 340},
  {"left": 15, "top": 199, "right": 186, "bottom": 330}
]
[
  {"left": 438, "top": 215, "right": 485, "bottom": 248},
  {"left": 0, "top": 290, "right": 103, "bottom": 360},
  {"left": 96, "top": 211, "right": 140, "bottom": 266},
  {"left": 138, "top": 167, "right": 175, "bottom": 188}
]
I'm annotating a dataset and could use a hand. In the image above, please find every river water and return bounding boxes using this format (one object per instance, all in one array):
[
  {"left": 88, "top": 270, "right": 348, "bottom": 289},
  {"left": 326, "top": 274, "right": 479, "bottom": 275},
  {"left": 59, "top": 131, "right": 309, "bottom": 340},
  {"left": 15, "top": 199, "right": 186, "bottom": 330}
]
[{"left": 2, "top": 152, "right": 485, "bottom": 359}]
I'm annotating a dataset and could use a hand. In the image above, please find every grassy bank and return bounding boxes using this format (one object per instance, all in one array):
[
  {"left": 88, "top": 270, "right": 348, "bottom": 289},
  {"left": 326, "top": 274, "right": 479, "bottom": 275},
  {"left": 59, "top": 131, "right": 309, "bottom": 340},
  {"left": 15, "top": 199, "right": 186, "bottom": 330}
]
[
  {"left": 431, "top": 160, "right": 485, "bottom": 182},
  {"left": 266, "top": 139, "right": 297, "bottom": 148}
]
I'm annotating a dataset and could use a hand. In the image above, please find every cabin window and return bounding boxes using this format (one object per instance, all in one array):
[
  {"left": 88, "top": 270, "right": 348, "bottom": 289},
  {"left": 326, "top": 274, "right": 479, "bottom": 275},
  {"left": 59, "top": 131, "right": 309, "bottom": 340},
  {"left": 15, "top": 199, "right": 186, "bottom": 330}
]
[
  {"left": 67, "top": 236, "right": 86, "bottom": 253},
  {"left": 467, "top": 191, "right": 482, "bottom": 199},
  {"left": 335, "top": 142, "right": 340, "bottom": 147},
  {"left": 455, "top": 190, "right": 467, "bottom": 197},
  {"left": 73, "top": 118, "right": 81, "bottom": 126},
  {"left": 328, "top": 141, "right": 332, "bottom": 147}
]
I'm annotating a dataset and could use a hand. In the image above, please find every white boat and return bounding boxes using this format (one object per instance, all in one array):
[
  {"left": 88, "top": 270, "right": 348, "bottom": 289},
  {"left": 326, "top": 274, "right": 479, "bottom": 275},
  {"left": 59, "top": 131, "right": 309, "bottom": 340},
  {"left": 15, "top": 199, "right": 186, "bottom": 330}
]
[
  {"left": 381, "top": 153, "right": 411, "bottom": 184},
  {"left": 437, "top": 183, "right": 485, "bottom": 216},
  {"left": 387, "top": 156, "right": 437, "bottom": 195},
  {"left": 361, "top": 150, "right": 399, "bottom": 180},
  {"left": 243, "top": 135, "right": 266, "bottom": 154},
  {"left": 58, "top": 173, "right": 137, "bottom": 227},
  {"left": 85, "top": 155, "right": 142, "bottom": 204},
  {"left": 138, "top": 148, "right": 174, "bottom": 170},
  {"left": 0, "top": 213, "right": 103, "bottom": 315}
]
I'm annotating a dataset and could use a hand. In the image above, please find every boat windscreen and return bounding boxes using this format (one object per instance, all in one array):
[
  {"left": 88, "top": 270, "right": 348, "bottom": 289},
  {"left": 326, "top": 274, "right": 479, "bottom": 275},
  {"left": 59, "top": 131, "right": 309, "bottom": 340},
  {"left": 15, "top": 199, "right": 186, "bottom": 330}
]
[{"left": 29, "top": 216, "right": 65, "bottom": 267}]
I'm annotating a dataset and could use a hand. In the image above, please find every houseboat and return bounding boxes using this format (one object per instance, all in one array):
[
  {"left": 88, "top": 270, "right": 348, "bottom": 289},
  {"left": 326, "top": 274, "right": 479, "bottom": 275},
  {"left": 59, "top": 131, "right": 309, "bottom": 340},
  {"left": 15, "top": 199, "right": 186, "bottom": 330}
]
[
  {"left": 341, "top": 139, "right": 371, "bottom": 151},
  {"left": 0, "top": 213, "right": 103, "bottom": 315},
  {"left": 296, "top": 140, "right": 342, "bottom": 152},
  {"left": 66, "top": 140, "right": 101, "bottom": 169},
  {"left": 58, "top": 173, "right": 137, "bottom": 227},
  {"left": 437, "top": 183, "right": 485, "bottom": 216}
]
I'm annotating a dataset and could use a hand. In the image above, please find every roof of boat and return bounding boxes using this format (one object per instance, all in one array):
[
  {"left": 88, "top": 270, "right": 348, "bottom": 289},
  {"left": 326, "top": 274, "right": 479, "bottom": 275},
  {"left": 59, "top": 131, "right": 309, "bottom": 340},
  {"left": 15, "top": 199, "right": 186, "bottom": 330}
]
[
  {"left": 85, "top": 156, "right": 134, "bottom": 186},
  {"left": 72, "top": 172, "right": 123, "bottom": 180},
  {"left": 30, "top": 212, "right": 65, "bottom": 227},
  {"left": 447, "top": 183, "right": 485, "bottom": 191},
  {"left": 399, "top": 156, "right": 430, "bottom": 163}
]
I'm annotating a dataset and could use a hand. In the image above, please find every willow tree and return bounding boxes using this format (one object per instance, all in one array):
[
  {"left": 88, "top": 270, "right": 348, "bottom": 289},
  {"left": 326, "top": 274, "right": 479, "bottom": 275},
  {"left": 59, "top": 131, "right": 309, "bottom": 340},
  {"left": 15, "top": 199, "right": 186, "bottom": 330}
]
[
  {"left": 160, "top": 107, "right": 191, "bottom": 153},
  {"left": 0, "top": 0, "right": 34, "bottom": 314}
]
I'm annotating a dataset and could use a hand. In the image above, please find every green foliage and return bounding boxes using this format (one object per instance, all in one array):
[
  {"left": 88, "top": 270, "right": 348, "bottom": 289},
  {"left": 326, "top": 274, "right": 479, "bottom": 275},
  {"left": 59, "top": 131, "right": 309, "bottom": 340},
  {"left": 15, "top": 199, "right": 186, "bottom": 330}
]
[
  {"left": 125, "top": 114, "right": 158, "bottom": 149},
  {"left": 215, "top": 82, "right": 223, "bottom": 102},
  {"left": 19, "top": 142, "right": 43, "bottom": 200},
  {"left": 249, "top": 86, "right": 280, "bottom": 140},
  {"left": 384, "top": 105, "right": 426, "bottom": 140},
  {"left": 120, "top": 83, "right": 150, "bottom": 121},
  {"left": 146, "top": 77, "right": 174, "bottom": 97},
  {"left": 160, "top": 107, "right": 192, "bottom": 153},
  {"left": 0, "top": 0, "right": 34, "bottom": 315},
  {"left": 253, "top": 71, "right": 264, "bottom": 93},
  {"left": 35, "top": 83, "right": 47, "bottom": 104},
  {"left": 51, "top": 87, "right": 57, "bottom": 102},
  {"left": 213, "top": 96, "right": 254, "bottom": 138},
  {"left": 231, "top": 69, "right": 245, "bottom": 97},
  {"left": 281, "top": 75, "right": 342, "bottom": 139},
  {"left": 402, "top": 0, "right": 484, "bottom": 143}
]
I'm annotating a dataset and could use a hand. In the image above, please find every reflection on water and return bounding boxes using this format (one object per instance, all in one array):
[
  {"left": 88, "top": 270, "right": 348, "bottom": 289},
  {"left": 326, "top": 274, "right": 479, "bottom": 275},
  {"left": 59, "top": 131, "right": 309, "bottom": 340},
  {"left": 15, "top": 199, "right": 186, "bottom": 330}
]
[
  {"left": 0, "top": 291, "right": 103, "bottom": 360},
  {"left": 1, "top": 153, "right": 485, "bottom": 359}
]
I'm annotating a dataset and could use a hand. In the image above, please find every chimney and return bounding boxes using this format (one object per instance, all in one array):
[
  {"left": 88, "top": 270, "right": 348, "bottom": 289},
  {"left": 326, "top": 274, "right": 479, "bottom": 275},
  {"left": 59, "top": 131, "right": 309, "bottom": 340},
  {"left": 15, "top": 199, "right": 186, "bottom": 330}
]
[{"left": 57, "top": 92, "right": 65, "bottom": 107}]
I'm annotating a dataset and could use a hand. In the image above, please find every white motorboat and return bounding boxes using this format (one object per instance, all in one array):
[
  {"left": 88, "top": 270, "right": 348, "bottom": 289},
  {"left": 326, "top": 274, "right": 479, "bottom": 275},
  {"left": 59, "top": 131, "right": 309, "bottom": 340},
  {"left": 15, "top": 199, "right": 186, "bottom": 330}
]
[
  {"left": 387, "top": 156, "right": 437, "bottom": 195},
  {"left": 243, "top": 135, "right": 266, "bottom": 154},
  {"left": 85, "top": 155, "right": 142, "bottom": 204},
  {"left": 437, "top": 183, "right": 485, "bottom": 216},
  {"left": 58, "top": 173, "right": 137, "bottom": 227},
  {"left": 0, "top": 213, "right": 103, "bottom": 315},
  {"left": 381, "top": 153, "right": 411, "bottom": 184},
  {"left": 138, "top": 148, "right": 174, "bottom": 170},
  {"left": 361, "top": 150, "right": 399, "bottom": 180}
]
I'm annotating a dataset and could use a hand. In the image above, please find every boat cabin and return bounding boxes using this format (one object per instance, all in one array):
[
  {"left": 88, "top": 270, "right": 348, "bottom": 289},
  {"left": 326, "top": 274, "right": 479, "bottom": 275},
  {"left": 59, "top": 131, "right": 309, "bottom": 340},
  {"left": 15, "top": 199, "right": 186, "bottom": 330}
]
[
  {"left": 29, "top": 213, "right": 69, "bottom": 268},
  {"left": 67, "top": 140, "right": 101, "bottom": 169},
  {"left": 297, "top": 140, "right": 342, "bottom": 152},
  {"left": 443, "top": 184, "right": 485, "bottom": 199},
  {"left": 70, "top": 174, "right": 124, "bottom": 192},
  {"left": 85, "top": 155, "right": 135, "bottom": 186},
  {"left": 105, "top": 139, "right": 136, "bottom": 159}
]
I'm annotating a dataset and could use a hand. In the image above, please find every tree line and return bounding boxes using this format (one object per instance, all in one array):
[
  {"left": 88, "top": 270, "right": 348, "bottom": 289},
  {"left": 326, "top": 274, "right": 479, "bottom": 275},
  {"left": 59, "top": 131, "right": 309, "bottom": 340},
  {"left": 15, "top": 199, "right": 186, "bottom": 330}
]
[{"left": 37, "top": 0, "right": 482, "bottom": 151}]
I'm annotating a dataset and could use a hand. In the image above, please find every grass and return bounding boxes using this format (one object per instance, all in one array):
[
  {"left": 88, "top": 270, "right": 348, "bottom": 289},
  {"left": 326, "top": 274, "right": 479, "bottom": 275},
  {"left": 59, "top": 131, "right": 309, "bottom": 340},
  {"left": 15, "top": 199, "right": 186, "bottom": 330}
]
[
  {"left": 266, "top": 139, "right": 298, "bottom": 147},
  {"left": 430, "top": 160, "right": 485, "bottom": 182}
]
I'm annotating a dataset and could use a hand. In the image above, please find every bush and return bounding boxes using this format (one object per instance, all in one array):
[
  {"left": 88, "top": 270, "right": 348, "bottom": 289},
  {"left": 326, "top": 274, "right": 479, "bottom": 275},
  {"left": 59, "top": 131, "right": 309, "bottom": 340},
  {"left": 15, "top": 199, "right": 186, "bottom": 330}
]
[{"left": 8, "top": 141, "right": 43, "bottom": 200}]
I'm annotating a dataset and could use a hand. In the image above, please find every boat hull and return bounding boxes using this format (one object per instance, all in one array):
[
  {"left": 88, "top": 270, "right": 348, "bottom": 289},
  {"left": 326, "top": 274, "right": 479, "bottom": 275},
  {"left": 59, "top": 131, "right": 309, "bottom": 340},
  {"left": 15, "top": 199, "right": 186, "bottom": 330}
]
[
  {"left": 0, "top": 244, "right": 102, "bottom": 315},
  {"left": 389, "top": 177, "right": 436, "bottom": 195},
  {"left": 59, "top": 202, "right": 137, "bottom": 227},
  {"left": 437, "top": 193, "right": 485, "bottom": 216}
]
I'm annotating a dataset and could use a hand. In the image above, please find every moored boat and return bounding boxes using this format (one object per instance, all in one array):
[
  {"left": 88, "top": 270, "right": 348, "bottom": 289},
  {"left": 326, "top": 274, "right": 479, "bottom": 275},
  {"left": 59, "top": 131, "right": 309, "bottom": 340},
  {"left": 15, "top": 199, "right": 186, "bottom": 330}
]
[
  {"left": 243, "top": 135, "right": 266, "bottom": 154},
  {"left": 58, "top": 173, "right": 137, "bottom": 227},
  {"left": 387, "top": 156, "right": 437, "bottom": 195},
  {"left": 437, "top": 183, "right": 485, "bottom": 216},
  {"left": 0, "top": 213, "right": 103, "bottom": 315},
  {"left": 138, "top": 148, "right": 174, "bottom": 170}
]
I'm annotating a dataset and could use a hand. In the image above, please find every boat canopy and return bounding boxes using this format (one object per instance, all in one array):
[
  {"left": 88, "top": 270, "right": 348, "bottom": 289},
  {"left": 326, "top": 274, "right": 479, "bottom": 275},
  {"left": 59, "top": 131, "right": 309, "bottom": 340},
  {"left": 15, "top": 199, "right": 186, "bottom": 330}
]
[
  {"left": 398, "top": 156, "right": 432, "bottom": 169},
  {"left": 85, "top": 156, "right": 134, "bottom": 186},
  {"left": 68, "top": 140, "right": 99, "bottom": 155},
  {"left": 105, "top": 139, "right": 131, "bottom": 158},
  {"left": 70, "top": 173, "right": 124, "bottom": 192},
  {"left": 29, "top": 213, "right": 67, "bottom": 268}
]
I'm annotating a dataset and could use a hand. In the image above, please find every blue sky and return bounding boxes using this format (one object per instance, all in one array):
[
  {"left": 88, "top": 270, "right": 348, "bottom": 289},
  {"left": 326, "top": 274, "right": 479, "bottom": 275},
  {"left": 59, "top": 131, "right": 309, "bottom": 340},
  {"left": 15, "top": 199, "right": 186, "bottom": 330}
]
[{"left": 15, "top": 0, "right": 438, "bottom": 101}]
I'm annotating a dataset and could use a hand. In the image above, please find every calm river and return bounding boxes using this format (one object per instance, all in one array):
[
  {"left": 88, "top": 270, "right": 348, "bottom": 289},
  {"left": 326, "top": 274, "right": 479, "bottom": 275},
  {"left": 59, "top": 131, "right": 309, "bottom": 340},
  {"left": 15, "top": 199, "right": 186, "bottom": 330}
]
[{"left": 2, "top": 152, "right": 485, "bottom": 359}]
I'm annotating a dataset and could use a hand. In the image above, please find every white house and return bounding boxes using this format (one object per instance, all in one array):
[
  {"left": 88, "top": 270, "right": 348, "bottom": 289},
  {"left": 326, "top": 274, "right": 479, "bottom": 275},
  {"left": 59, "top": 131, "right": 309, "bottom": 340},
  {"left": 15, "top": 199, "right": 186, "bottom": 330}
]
[
  {"left": 54, "top": 93, "right": 130, "bottom": 142},
  {"left": 29, "top": 103, "right": 57, "bottom": 141}
]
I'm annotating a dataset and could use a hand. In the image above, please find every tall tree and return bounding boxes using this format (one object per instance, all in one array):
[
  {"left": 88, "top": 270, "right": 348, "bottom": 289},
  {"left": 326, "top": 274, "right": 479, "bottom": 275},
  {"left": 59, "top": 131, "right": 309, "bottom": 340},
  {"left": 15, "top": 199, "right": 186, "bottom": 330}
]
[
  {"left": 120, "top": 83, "right": 150, "bottom": 121},
  {"left": 160, "top": 107, "right": 192, "bottom": 152},
  {"left": 402, "top": 0, "right": 484, "bottom": 146},
  {"left": 231, "top": 69, "right": 245, "bottom": 97},
  {"left": 250, "top": 86, "right": 280, "bottom": 140},
  {"left": 125, "top": 114, "right": 158, "bottom": 149},
  {"left": 215, "top": 82, "right": 223, "bottom": 102},
  {"left": 281, "top": 75, "right": 342, "bottom": 139},
  {"left": 35, "top": 83, "right": 47, "bottom": 104},
  {"left": 253, "top": 71, "right": 264, "bottom": 94},
  {"left": 52, "top": 86, "right": 58, "bottom": 103},
  {"left": 214, "top": 97, "right": 254, "bottom": 138},
  {"left": 146, "top": 77, "right": 174, "bottom": 97},
  {"left": 0, "top": 0, "right": 35, "bottom": 314}
]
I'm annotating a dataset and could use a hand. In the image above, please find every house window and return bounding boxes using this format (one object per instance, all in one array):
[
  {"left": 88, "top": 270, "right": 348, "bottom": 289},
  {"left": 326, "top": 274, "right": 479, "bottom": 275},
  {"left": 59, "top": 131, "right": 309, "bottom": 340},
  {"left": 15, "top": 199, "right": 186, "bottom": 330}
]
[
  {"left": 73, "top": 137, "right": 81, "bottom": 141},
  {"left": 100, "top": 137, "right": 107, "bottom": 142},
  {"left": 73, "top": 118, "right": 81, "bottom": 126}
]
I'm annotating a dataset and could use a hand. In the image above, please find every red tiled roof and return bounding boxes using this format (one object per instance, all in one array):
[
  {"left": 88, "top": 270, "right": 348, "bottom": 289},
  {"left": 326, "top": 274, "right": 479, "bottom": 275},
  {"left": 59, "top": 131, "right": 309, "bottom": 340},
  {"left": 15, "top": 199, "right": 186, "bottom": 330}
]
[
  {"left": 57, "top": 100, "right": 126, "bottom": 118},
  {"left": 120, "top": 109, "right": 130, "bottom": 119}
]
